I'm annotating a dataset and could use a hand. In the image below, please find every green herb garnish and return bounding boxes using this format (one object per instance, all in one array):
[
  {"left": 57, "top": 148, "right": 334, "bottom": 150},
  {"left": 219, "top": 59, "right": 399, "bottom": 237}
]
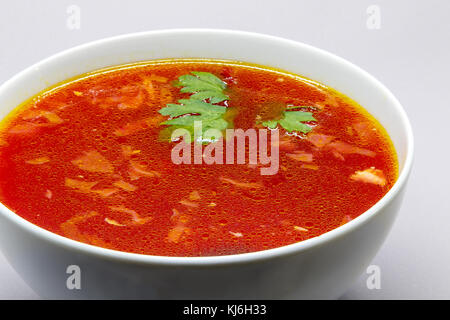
[
  {"left": 159, "top": 71, "right": 318, "bottom": 141},
  {"left": 262, "top": 107, "right": 316, "bottom": 133},
  {"left": 159, "top": 99, "right": 228, "bottom": 130},
  {"left": 174, "top": 71, "right": 229, "bottom": 103},
  {"left": 159, "top": 72, "right": 230, "bottom": 142}
]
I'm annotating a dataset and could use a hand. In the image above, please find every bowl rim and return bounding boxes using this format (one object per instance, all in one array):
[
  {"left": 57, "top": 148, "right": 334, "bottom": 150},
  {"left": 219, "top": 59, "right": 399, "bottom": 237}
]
[{"left": 0, "top": 28, "right": 414, "bottom": 267}]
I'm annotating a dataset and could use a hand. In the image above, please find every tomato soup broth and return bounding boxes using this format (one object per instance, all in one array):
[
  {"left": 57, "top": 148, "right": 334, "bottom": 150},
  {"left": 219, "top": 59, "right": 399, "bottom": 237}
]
[{"left": 0, "top": 60, "right": 397, "bottom": 256}]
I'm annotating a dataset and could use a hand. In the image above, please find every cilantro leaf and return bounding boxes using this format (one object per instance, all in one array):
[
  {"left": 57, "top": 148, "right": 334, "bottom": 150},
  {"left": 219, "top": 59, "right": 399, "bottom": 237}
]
[
  {"left": 159, "top": 100, "right": 227, "bottom": 127},
  {"left": 158, "top": 72, "right": 231, "bottom": 143},
  {"left": 160, "top": 99, "right": 226, "bottom": 118},
  {"left": 262, "top": 107, "right": 316, "bottom": 133},
  {"left": 174, "top": 71, "right": 229, "bottom": 103},
  {"left": 262, "top": 119, "right": 278, "bottom": 129}
]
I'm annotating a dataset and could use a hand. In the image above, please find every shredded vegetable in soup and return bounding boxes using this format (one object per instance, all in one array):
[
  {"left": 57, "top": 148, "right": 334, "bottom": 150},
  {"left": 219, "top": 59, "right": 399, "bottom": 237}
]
[{"left": 0, "top": 59, "right": 397, "bottom": 256}]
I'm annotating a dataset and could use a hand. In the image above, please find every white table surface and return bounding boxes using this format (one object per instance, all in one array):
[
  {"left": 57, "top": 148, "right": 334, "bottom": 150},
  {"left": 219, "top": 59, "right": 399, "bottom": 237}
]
[{"left": 0, "top": 0, "right": 448, "bottom": 299}]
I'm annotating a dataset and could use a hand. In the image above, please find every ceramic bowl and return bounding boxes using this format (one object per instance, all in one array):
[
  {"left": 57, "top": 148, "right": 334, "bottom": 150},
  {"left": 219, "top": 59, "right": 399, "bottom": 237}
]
[{"left": 0, "top": 29, "right": 414, "bottom": 299}]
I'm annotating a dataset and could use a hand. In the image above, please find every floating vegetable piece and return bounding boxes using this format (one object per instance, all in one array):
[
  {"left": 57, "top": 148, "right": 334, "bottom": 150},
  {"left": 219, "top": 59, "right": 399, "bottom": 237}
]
[
  {"left": 350, "top": 167, "right": 386, "bottom": 186},
  {"left": 71, "top": 150, "right": 114, "bottom": 173}
]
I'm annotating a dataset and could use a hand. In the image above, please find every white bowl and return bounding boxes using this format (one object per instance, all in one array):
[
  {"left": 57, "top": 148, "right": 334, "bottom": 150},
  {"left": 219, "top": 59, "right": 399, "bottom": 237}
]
[{"left": 0, "top": 29, "right": 413, "bottom": 299}]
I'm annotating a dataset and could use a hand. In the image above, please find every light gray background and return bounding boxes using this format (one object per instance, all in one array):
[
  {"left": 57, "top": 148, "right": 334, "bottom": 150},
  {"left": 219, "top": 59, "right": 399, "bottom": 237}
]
[{"left": 0, "top": 0, "right": 448, "bottom": 299}]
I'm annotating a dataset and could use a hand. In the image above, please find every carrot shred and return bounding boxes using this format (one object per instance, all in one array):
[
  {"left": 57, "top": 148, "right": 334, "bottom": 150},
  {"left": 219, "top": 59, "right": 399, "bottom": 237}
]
[
  {"left": 179, "top": 199, "right": 199, "bottom": 208},
  {"left": 286, "top": 151, "right": 313, "bottom": 162},
  {"left": 104, "top": 217, "right": 125, "bottom": 226},
  {"left": 307, "top": 133, "right": 335, "bottom": 148},
  {"left": 65, "top": 178, "right": 98, "bottom": 192},
  {"left": 129, "top": 161, "right": 160, "bottom": 180},
  {"left": 71, "top": 150, "right": 114, "bottom": 173},
  {"left": 113, "top": 180, "right": 138, "bottom": 192},
  {"left": 109, "top": 205, "right": 152, "bottom": 225}
]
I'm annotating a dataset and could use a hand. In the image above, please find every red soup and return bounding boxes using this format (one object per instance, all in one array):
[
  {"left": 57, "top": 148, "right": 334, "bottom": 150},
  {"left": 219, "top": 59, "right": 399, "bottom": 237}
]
[{"left": 0, "top": 60, "right": 397, "bottom": 256}]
